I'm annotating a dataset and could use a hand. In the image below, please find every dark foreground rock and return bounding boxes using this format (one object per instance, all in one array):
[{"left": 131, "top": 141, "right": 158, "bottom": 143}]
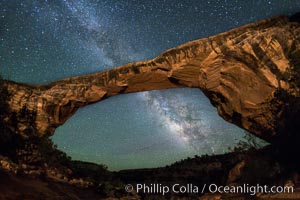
[{"left": 0, "top": 144, "right": 300, "bottom": 199}]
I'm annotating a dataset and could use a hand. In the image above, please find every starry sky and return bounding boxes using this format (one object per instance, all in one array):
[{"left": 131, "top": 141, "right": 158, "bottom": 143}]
[{"left": 1, "top": 0, "right": 300, "bottom": 171}]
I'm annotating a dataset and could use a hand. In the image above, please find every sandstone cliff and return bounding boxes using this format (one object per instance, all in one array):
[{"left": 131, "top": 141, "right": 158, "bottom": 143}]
[{"left": 2, "top": 15, "right": 300, "bottom": 144}]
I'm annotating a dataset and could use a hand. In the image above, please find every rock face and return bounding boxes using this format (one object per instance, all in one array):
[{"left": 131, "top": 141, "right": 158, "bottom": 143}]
[{"left": 2, "top": 15, "right": 300, "bottom": 144}]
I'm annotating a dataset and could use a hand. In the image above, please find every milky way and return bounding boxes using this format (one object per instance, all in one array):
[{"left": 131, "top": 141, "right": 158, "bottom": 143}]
[{"left": 1, "top": 0, "right": 300, "bottom": 170}]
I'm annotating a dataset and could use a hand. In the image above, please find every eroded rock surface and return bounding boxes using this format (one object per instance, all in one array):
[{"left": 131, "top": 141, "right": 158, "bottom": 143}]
[{"left": 2, "top": 15, "right": 300, "bottom": 143}]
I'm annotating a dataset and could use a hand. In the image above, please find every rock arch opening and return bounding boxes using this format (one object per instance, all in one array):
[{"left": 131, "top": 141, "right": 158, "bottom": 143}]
[{"left": 51, "top": 88, "right": 265, "bottom": 170}]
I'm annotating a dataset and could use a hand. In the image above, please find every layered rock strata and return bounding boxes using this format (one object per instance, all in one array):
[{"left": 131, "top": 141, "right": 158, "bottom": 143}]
[{"left": 2, "top": 15, "right": 300, "bottom": 143}]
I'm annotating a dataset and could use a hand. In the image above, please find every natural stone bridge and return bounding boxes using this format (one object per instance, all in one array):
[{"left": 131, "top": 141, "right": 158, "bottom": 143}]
[{"left": 3, "top": 15, "right": 300, "bottom": 145}]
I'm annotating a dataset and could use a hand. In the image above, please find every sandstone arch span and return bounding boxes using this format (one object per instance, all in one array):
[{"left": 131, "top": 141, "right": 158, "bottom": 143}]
[{"left": 3, "top": 15, "right": 300, "bottom": 144}]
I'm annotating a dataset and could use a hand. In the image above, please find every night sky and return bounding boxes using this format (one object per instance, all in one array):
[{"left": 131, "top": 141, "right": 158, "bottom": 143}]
[{"left": 1, "top": 1, "right": 300, "bottom": 170}]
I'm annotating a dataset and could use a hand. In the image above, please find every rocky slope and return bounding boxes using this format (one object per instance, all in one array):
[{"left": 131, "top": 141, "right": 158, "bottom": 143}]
[
  {"left": 0, "top": 145, "right": 300, "bottom": 200},
  {"left": 2, "top": 14, "right": 300, "bottom": 144}
]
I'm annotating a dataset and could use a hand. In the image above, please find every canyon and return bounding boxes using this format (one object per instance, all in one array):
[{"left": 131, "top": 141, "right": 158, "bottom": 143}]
[{"left": 0, "top": 13, "right": 300, "bottom": 199}]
